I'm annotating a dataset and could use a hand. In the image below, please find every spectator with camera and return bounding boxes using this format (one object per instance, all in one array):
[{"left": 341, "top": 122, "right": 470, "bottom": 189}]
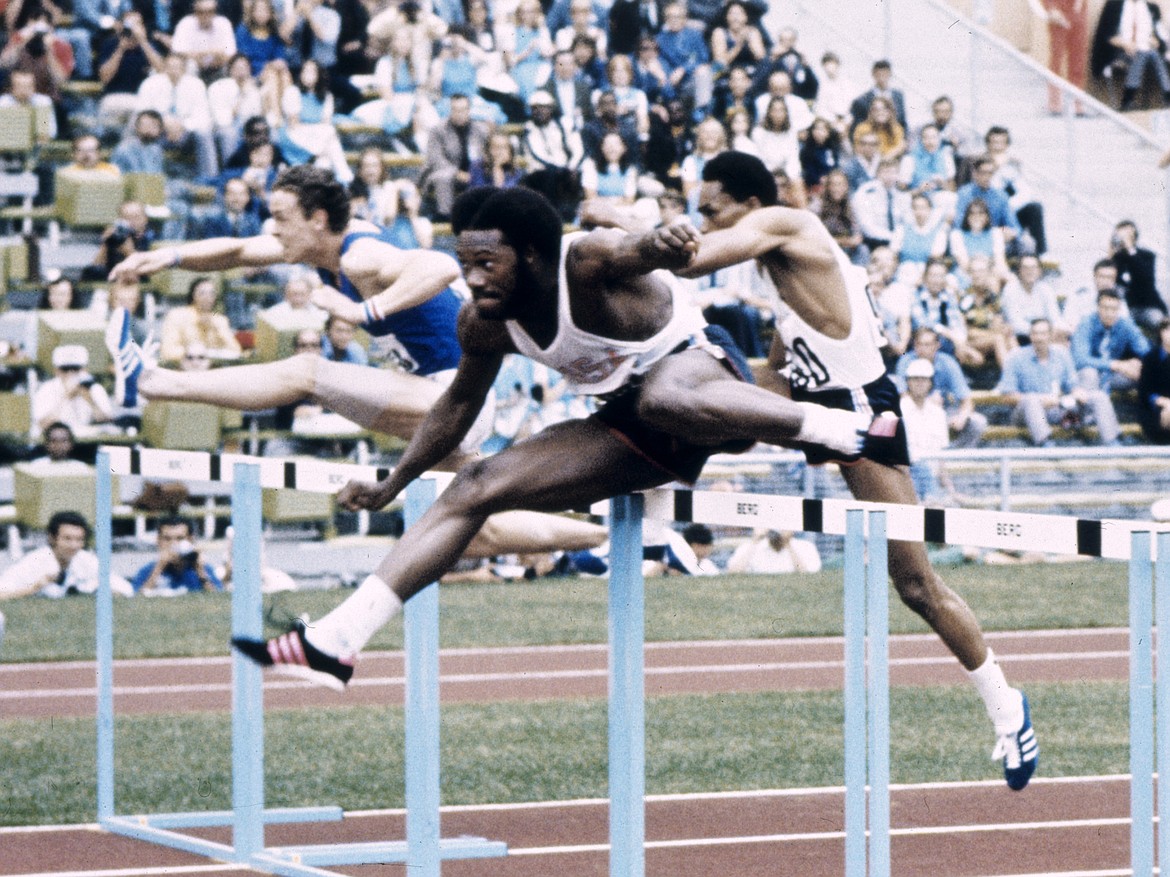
[
  {"left": 1110, "top": 219, "right": 1169, "bottom": 334},
  {"left": 0, "top": 511, "right": 132, "bottom": 601},
  {"left": 130, "top": 516, "right": 224, "bottom": 595},
  {"left": 0, "top": 0, "right": 75, "bottom": 120},
  {"left": 31, "top": 345, "right": 114, "bottom": 440},
  {"left": 95, "top": 11, "right": 166, "bottom": 131},
  {"left": 997, "top": 318, "right": 1121, "bottom": 447},
  {"left": 84, "top": 199, "right": 155, "bottom": 282}
]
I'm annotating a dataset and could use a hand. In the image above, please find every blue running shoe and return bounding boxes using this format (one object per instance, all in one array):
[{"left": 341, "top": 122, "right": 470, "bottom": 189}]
[
  {"left": 105, "top": 307, "right": 144, "bottom": 407},
  {"left": 993, "top": 693, "right": 1038, "bottom": 791}
]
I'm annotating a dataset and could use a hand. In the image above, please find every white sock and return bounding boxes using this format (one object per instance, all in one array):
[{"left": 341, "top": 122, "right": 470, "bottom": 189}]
[
  {"left": 967, "top": 649, "right": 1024, "bottom": 736},
  {"left": 794, "top": 402, "right": 868, "bottom": 456},
  {"left": 302, "top": 574, "right": 403, "bottom": 658}
]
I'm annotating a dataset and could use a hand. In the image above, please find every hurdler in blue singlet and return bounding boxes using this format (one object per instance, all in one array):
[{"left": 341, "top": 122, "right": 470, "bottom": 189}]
[{"left": 317, "top": 228, "right": 464, "bottom": 376}]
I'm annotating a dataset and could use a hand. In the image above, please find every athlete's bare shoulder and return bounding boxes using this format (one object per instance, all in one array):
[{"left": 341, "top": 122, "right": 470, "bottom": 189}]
[
  {"left": 685, "top": 206, "right": 833, "bottom": 278},
  {"left": 456, "top": 302, "right": 516, "bottom": 355}
]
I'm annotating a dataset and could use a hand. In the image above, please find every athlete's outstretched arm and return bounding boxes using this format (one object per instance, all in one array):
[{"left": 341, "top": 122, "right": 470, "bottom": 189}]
[
  {"left": 336, "top": 309, "right": 511, "bottom": 511},
  {"left": 569, "top": 224, "right": 699, "bottom": 284},
  {"left": 109, "top": 235, "right": 286, "bottom": 281},
  {"left": 343, "top": 238, "right": 461, "bottom": 316},
  {"left": 678, "top": 207, "right": 834, "bottom": 278}
]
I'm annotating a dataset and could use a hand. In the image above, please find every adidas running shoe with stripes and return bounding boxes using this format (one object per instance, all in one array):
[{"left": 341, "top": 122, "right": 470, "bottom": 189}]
[
  {"left": 231, "top": 619, "right": 355, "bottom": 692},
  {"left": 105, "top": 307, "right": 143, "bottom": 407},
  {"left": 993, "top": 692, "right": 1038, "bottom": 791}
]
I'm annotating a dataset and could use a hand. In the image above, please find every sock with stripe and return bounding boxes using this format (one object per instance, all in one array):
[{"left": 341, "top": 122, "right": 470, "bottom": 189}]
[{"left": 302, "top": 574, "right": 403, "bottom": 658}]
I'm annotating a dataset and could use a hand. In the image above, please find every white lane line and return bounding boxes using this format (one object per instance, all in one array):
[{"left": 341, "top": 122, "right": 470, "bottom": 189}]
[
  {"left": 344, "top": 773, "right": 1132, "bottom": 817},
  {"left": 0, "top": 627, "right": 1131, "bottom": 674},
  {"left": 507, "top": 816, "right": 1132, "bottom": 856},
  {"left": 0, "top": 776, "right": 1130, "bottom": 832},
  {"left": 0, "top": 650, "right": 1131, "bottom": 702}
]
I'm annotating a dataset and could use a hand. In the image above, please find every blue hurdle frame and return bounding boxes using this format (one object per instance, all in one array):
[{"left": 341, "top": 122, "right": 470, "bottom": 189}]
[
  {"left": 1128, "top": 529, "right": 1170, "bottom": 877},
  {"left": 94, "top": 452, "right": 506, "bottom": 877},
  {"left": 93, "top": 443, "right": 1170, "bottom": 876}
]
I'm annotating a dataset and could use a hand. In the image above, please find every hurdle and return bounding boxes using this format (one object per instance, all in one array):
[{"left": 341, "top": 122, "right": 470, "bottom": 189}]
[
  {"left": 596, "top": 486, "right": 1170, "bottom": 876},
  {"left": 94, "top": 447, "right": 507, "bottom": 877},
  {"left": 94, "top": 443, "right": 1170, "bottom": 875}
]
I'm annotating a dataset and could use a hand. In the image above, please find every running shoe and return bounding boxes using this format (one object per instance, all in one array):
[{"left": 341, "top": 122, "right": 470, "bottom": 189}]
[
  {"left": 231, "top": 618, "right": 355, "bottom": 692},
  {"left": 993, "top": 692, "right": 1038, "bottom": 791},
  {"left": 105, "top": 307, "right": 144, "bottom": 407}
]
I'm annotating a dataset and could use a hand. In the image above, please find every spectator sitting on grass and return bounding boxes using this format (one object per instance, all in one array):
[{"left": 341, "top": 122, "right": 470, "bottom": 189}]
[
  {"left": 0, "top": 511, "right": 132, "bottom": 600},
  {"left": 726, "top": 529, "right": 822, "bottom": 574},
  {"left": 131, "top": 516, "right": 223, "bottom": 595}
]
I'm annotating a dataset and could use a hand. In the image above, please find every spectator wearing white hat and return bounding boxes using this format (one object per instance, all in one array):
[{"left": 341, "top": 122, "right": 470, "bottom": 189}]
[
  {"left": 524, "top": 89, "right": 585, "bottom": 174},
  {"left": 900, "top": 357, "right": 953, "bottom": 502},
  {"left": 31, "top": 345, "right": 113, "bottom": 440}
]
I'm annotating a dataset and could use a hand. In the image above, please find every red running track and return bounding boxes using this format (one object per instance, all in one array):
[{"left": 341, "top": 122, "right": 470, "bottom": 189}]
[
  {"left": 0, "top": 628, "right": 1131, "bottom": 719},
  {"left": 0, "top": 627, "right": 1139, "bottom": 876}
]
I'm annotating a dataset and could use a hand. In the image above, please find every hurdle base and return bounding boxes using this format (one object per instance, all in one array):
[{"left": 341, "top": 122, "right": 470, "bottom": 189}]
[
  {"left": 258, "top": 837, "right": 510, "bottom": 867},
  {"left": 102, "top": 812, "right": 507, "bottom": 877}
]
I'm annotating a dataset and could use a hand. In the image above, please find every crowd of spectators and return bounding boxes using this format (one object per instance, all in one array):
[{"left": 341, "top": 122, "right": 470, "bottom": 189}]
[{"left": 3, "top": 0, "right": 1170, "bottom": 529}]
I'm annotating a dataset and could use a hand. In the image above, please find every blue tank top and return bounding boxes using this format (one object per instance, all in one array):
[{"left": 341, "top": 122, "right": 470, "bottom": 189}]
[{"left": 317, "top": 228, "right": 463, "bottom": 376}]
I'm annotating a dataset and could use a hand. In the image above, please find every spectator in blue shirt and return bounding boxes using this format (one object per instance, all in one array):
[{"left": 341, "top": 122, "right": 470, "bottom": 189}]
[
  {"left": 131, "top": 516, "right": 223, "bottom": 595},
  {"left": 200, "top": 177, "right": 265, "bottom": 238},
  {"left": 655, "top": 0, "right": 713, "bottom": 114},
  {"left": 1070, "top": 289, "right": 1150, "bottom": 393},
  {"left": 953, "top": 155, "right": 1022, "bottom": 249},
  {"left": 997, "top": 318, "right": 1120, "bottom": 446},
  {"left": 320, "top": 315, "right": 368, "bottom": 365},
  {"left": 894, "top": 326, "right": 987, "bottom": 448},
  {"left": 111, "top": 110, "right": 166, "bottom": 174}
]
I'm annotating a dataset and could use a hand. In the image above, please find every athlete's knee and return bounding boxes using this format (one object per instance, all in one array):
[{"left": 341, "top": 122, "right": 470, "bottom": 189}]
[
  {"left": 893, "top": 568, "right": 944, "bottom": 618},
  {"left": 284, "top": 352, "right": 324, "bottom": 398},
  {"left": 439, "top": 456, "right": 513, "bottom": 515}
]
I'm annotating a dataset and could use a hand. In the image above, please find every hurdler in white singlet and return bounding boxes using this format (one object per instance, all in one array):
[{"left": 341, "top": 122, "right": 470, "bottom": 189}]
[
  {"left": 755, "top": 246, "right": 888, "bottom": 394},
  {"left": 505, "top": 231, "right": 710, "bottom": 397}
]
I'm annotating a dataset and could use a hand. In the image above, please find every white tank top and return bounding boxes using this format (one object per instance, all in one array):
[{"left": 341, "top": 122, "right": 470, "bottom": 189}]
[
  {"left": 505, "top": 231, "right": 709, "bottom": 396},
  {"left": 757, "top": 246, "right": 888, "bottom": 393}
]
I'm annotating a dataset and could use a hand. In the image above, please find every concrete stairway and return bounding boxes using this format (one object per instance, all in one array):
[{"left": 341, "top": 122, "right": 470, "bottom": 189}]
[{"left": 766, "top": 0, "right": 1169, "bottom": 290}]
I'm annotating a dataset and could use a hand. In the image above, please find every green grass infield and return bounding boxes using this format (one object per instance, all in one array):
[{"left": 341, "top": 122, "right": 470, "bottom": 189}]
[
  {"left": 0, "top": 681, "right": 1129, "bottom": 826},
  {"left": 0, "top": 560, "right": 1129, "bottom": 663}
]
